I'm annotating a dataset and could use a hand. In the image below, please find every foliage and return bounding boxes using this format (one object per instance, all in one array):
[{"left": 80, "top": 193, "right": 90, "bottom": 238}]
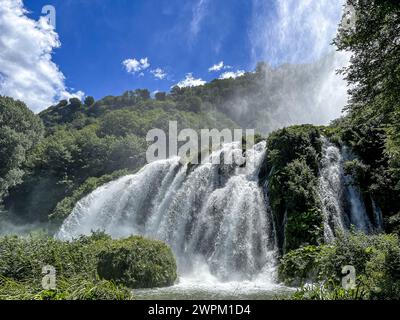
[
  {"left": 0, "top": 96, "right": 44, "bottom": 204},
  {"left": 261, "top": 125, "right": 323, "bottom": 253},
  {"left": 278, "top": 245, "right": 334, "bottom": 287},
  {"left": 292, "top": 280, "right": 368, "bottom": 300},
  {"left": 280, "top": 232, "right": 400, "bottom": 299},
  {"left": 333, "top": 0, "right": 400, "bottom": 232},
  {"left": 97, "top": 236, "right": 177, "bottom": 289},
  {"left": 0, "top": 233, "right": 177, "bottom": 299},
  {"left": 0, "top": 276, "right": 134, "bottom": 300}
]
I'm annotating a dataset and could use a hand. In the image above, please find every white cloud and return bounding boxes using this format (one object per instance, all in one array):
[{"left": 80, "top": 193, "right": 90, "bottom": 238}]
[
  {"left": 151, "top": 68, "right": 167, "bottom": 80},
  {"left": 122, "top": 57, "right": 150, "bottom": 74},
  {"left": 0, "top": 0, "right": 84, "bottom": 112},
  {"left": 190, "top": 0, "right": 209, "bottom": 38},
  {"left": 219, "top": 70, "right": 246, "bottom": 79},
  {"left": 208, "top": 61, "right": 224, "bottom": 72},
  {"left": 175, "top": 73, "right": 206, "bottom": 88}
]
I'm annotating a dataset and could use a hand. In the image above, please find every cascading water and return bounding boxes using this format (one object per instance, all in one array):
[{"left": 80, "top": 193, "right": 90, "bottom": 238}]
[
  {"left": 57, "top": 142, "right": 278, "bottom": 286},
  {"left": 318, "top": 137, "right": 379, "bottom": 240},
  {"left": 318, "top": 138, "right": 348, "bottom": 241}
]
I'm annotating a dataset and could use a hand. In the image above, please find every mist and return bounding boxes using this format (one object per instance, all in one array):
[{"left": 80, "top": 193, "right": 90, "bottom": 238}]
[{"left": 230, "top": 0, "right": 350, "bottom": 133}]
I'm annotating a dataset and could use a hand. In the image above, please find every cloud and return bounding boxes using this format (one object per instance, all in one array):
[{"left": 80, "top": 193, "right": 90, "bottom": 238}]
[
  {"left": 122, "top": 57, "right": 150, "bottom": 74},
  {"left": 0, "top": 0, "right": 84, "bottom": 112},
  {"left": 151, "top": 68, "right": 167, "bottom": 80},
  {"left": 208, "top": 61, "right": 224, "bottom": 72},
  {"left": 219, "top": 70, "right": 246, "bottom": 79},
  {"left": 175, "top": 73, "right": 206, "bottom": 88},
  {"left": 190, "top": 0, "right": 209, "bottom": 38}
]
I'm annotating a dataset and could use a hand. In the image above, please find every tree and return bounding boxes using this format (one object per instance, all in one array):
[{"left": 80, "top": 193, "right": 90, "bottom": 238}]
[
  {"left": 69, "top": 97, "right": 82, "bottom": 111},
  {"left": 135, "top": 89, "right": 150, "bottom": 101},
  {"left": 155, "top": 92, "right": 166, "bottom": 101},
  {"left": 334, "top": 0, "right": 400, "bottom": 130},
  {"left": 0, "top": 96, "right": 44, "bottom": 203},
  {"left": 98, "top": 110, "right": 143, "bottom": 137},
  {"left": 176, "top": 96, "right": 202, "bottom": 112},
  {"left": 334, "top": 0, "right": 400, "bottom": 222},
  {"left": 84, "top": 96, "right": 95, "bottom": 107}
]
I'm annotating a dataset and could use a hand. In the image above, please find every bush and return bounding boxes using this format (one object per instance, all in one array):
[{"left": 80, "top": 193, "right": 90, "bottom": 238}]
[
  {"left": 279, "top": 232, "right": 400, "bottom": 299},
  {"left": 0, "top": 276, "right": 134, "bottom": 300},
  {"left": 97, "top": 236, "right": 177, "bottom": 288},
  {"left": 279, "top": 245, "right": 334, "bottom": 287},
  {"left": 0, "top": 232, "right": 177, "bottom": 300}
]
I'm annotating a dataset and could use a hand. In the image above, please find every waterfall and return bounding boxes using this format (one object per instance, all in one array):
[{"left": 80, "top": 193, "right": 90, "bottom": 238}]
[
  {"left": 57, "top": 141, "right": 277, "bottom": 282},
  {"left": 318, "top": 138, "right": 375, "bottom": 240}
]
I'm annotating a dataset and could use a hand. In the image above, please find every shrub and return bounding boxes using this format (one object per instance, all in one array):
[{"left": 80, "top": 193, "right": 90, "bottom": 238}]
[
  {"left": 0, "top": 276, "right": 134, "bottom": 300},
  {"left": 278, "top": 245, "right": 334, "bottom": 287},
  {"left": 97, "top": 236, "right": 177, "bottom": 288},
  {"left": 279, "top": 232, "right": 400, "bottom": 299},
  {"left": 0, "top": 232, "right": 177, "bottom": 299}
]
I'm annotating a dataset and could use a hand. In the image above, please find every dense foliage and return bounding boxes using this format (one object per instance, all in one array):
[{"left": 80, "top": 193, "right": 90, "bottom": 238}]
[
  {"left": 97, "top": 236, "right": 177, "bottom": 289},
  {"left": 279, "top": 232, "right": 400, "bottom": 300},
  {"left": 0, "top": 232, "right": 177, "bottom": 300},
  {"left": 332, "top": 0, "right": 400, "bottom": 234},
  {"left": 261, "top": 125, "right": 324, "bottom": 253},
  {"left": 0, "top": 96, "right": 44, "bottom": 205}
]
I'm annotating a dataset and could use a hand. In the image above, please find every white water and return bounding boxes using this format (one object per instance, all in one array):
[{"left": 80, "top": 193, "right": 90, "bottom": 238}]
[
  {"left": 57, "top": 142, "right": 280, "bottom": 289},
  {"left": 319, "top": 138, "right": 379, "bottom": 240}
]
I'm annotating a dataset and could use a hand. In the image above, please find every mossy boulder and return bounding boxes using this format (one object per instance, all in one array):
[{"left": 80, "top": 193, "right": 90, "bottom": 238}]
[{"left": 97, "top": 236, "right": 177, "bottom": 288}]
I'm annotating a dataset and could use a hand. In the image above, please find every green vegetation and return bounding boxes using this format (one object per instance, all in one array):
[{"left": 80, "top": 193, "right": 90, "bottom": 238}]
[
  {"left": 2, "top": 89, "right": 237, "bottom": 225},
  {"left": 97, "top": 236, "right": 177, "bottom": 289},
  {"left": 0, "top": 276, "right": 134, "bottom": 300},
  {"left": 275, "top": 1, "right": 400, "bottom": 299},
  {"left": 332, "top": 0, "right": 400, "bottom": 234},
  {"left": 279, "top": 232, "right": 400, "bottom": 300},
  {"left": 260, "top": 125, "right": 323, "bottom": 253},
  {"left": 0, "top": 232, "right": 177, "bottom": 300},
  {"left": 0, "top": 96, "right": 44, "bottom": 205}
]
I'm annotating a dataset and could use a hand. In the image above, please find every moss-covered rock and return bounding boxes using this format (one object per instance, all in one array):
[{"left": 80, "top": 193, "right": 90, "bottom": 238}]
[
  {"left": 97, "top": 236, "right": 177, "bottom": 289},
  {"left": 260, "top": 125, "right": 324, "bottom": 253}
]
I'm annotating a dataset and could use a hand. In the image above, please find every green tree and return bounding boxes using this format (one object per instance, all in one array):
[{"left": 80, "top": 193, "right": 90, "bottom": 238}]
[
  {"left": 155, "top": 92, "right": 166, "bottom": 101},
  {"left": 98, "top": 110, "right": 143, "bottom": 137},
  {"left": 334, "top": 0, "right": 400, "bottom": 223},
  {"left": 135, "top": 89, "right": 150, "bottom": 101},
  {"left": 69, "top": 98, "right": 82, "bottom": 111},
  {"left": 0, "top": 96, "right": 44, "bottom": 203},
  {"left": 334, "top": 0, "right": 400, "bottom": 154},
  {"left": 84, "top": 96, "right": 95, "bottom": 107}
]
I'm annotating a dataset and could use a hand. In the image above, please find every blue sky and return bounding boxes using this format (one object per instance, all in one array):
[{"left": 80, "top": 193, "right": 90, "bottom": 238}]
[
  {"left": 0, "top": 0, "right": 344, "bottom": 111},
  {"left": 23, "top": 0, "right": 257, "bottom": 100}
]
